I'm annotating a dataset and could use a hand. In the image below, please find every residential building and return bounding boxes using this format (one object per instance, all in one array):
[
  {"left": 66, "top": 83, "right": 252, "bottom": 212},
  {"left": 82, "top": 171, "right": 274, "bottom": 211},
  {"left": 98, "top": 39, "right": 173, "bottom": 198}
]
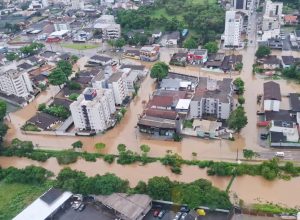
[
  {"left": 192, "top": 119, "right": 222, "bottom": 138},
  {"left": 267, "top": 37, "right": 283, "bottom": 49},
  {"left": 281, "top": 56, "right": 300, "bottom": 68},
  {"left": 120, "top": 64, "right": 148, "bottom": 78},
  {"left": 232, "top": 0, "right": 252, "bottom": 10},
  {"left": 94, "top": 15, "right": 121, "bottom": 39},
  {"left": 189, "top": 77, "right": 234, "bottom": 120},
  {"left": 139, "top": 45, "right": 160, "bottom": 62},
  {"left": 27, "top": 112, "right": 62, "bottom": 131},
  {"left": 70, "top": 88, "right": 116, "bottom": 132},
  {"left": 0, "top": 69, "right": 33, "bottom": 98},
  {"left": 263, "top": 81, "right": 281, "bottom": 111},
  {"left": 166, "top": 31, "right": 180, "bottom": 47},
  {"left": 289, "top": 93, "right": 300, "bottom": 123},
  {"left": 260, "top": 55, "right": 281, "bottom": 69},
  {"left": 269, "top": 120, "right": 299, "bottom": 142},
  {"left": 54, "top": 23, "right": 70, "bottom": 32},
  {"left": 187, "top": 49, "right": 208, "bottom": 65},
  {"left": 71, "top": 0, "right": 84, "bottom": 9},
  {"left": 224, "top": 11, "right": 243, "bottom": 48},
  {"left": 284, "top": 15, "right": 298, "bottom": 25},
  {"left": 89, "top": 55, "right": 112, "bottom": 66},
  {"left": 123, "top": 49, "right": 140, "bottom": 60},
  {"left": 107, "top": 71, "right": 128, "bottom": 105},
  {"left": 169, "top": 52, "right": 188, "bottom": 67},
  {"left": 264, "top": 0, "right": 283, "bottom": 18},
  {"left": 160, "top": 78, "right": 192, "bottom": 91}
]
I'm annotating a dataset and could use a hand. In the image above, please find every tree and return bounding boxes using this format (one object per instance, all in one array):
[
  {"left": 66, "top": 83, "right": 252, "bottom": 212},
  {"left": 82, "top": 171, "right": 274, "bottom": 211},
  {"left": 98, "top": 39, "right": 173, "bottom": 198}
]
[
  {"left": 69, "top": 93, "right": 79, "bottom": 101},
  {"left": 140, "top": 144, "right": 150, "bottom": 154},
  {"left": 57, "top": 60, "right": 72, "bottom": 77},
  {"left": 227, "top": 106, "right": 248, "bottom": 133},
  {"left": 235, "top": 63, "right": 243, "bottom": 72},
  {"left": 238, "top": 96, "right": 245, "bottom": 105},
  {"left": 95, "top": 143, "right": 106, "bottom": 152},
  {"left": 115, "top": 38, "right": 126, "bottom": 48},
  {"left": 48, "top": 68, "right": 68, "bottom": 87},
  {"left": 70, "top": 55, "right": 79, "bottom": 64},
  {"left": 255, "top": 46, "right": 271, "bottom": 58},
  {"left": 20, "top": 42, "right": 44, "bottom": 56},
  {"left": 117, "top": 144, "right": 127, "bottom": 152},
  {"left": 150, "top": 62, "right": 169, "bottom": 81},
  {"left": 243, "top": 149, "right": 256, "bottom": 160},
  {"left": 204, "top": 41, "right": 218, "bottom": 53},
  {"left": 6, "top": 52, "right": 19, "bottom": 61},
  {"left": 147, "top": 176, "right": 173, "bottom": 201},
  {"left": 233, "top": 77, "right": 245, "bottom": 95},
  {"left": 0, "top": 100, "right": 7, "bottom": 120},
  {"left": 183, "top": 37, "right": 198, "bottom": 49},
  {"left": 67, "top": 81, "right": 81, "bottom": 90},
  {"left": 72, "top": 141, "right": 83, "bottom": 148},
  {"left": 38, "top": 103, "right": 46, "bottom": 111}
]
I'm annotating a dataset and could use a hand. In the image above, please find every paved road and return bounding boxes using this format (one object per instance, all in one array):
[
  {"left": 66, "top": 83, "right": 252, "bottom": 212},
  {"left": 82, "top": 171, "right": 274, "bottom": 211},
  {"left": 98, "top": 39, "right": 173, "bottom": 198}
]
[
  {"left": 258, "top": 150, "right": 300, "bottom": 161},
  {"left": 247, "top": 1, "right": 258, "bottom": 47}
]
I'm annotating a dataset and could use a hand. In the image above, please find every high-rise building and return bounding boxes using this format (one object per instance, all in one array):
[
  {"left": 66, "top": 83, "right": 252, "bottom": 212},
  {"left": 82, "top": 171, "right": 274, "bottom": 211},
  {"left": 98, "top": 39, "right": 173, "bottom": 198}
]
[
  {"left": 224, "top": 10, "right": 243, "bottom": 47},
  {"left": 107, "top": 71, "right": 128, "bottom": 105},
  {"left": 264, "top": 0, "right": 283, "bottom": 18},
  {"left": 70, "top": 88, "right": 116, "bottom": 132},
  {"left": 0, "top": 69, "right": 33, "bottom": 98}
]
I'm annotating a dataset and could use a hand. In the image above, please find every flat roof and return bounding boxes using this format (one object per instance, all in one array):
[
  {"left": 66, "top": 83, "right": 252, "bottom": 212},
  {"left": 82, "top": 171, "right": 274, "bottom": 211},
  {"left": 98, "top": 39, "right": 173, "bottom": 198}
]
[
  {"left": 176, "top": 99, "right": 191, "bottom": 110},
  {"left": 13, "top": 188, "right": 72, "bottom": 220},
  {"left": 50, "top": 30, "right": 69, "bottom": 37}
]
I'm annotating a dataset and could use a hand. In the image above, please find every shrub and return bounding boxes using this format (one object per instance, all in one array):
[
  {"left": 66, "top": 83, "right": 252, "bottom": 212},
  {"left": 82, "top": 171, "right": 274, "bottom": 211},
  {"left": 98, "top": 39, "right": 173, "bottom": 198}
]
[
  {"left": 38, "top": 103, "right": 46, "bottom": 111},
  {"left": 82, "top": 153, "right": 97, "bottom": 162},
  {"left": 72, "top": 140, "right": 83, "bottom": 148},
  {"left": 171, "top": 166, "right": 182, "bottom": 174},
  {"left": 103, "top": 154, "right": 115, "bottom": 164},
  {"left": 69, "top": 93, "right": 79, "bottom": 101},
  {"left": 56, "top": 151, "right": 78, "bottom": 165},
  {"left": 28, "top": 151, "right": 49, "bottom": 162}
]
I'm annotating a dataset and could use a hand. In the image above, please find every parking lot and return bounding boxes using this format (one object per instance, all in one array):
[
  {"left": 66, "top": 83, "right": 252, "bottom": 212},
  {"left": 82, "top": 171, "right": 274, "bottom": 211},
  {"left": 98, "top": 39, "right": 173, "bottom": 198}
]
[{"left": 54, "top": 203, "right": 116, "bottom": 220}]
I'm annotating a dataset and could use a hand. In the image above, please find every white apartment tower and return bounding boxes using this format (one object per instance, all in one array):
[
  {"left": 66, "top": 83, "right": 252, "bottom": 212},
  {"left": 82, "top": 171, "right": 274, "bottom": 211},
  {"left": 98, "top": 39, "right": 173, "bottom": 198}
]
[
  {"left": 224, "top": 11, "right": 243, "bottom": 48},
  {"left": 264, "top": 0, "right": 283, "bottom": 18},
  {"left": 71, "top": 0, "right": 84, "bottom": 9},
  {"left": 0, "top": 69, "right": 33, "bottom": 98},
  {"left": 70, "top": 88, "right": 116, "bottom": 132},
  {"left": 107, "top": 71, "right": 128, "bottom": 105}
]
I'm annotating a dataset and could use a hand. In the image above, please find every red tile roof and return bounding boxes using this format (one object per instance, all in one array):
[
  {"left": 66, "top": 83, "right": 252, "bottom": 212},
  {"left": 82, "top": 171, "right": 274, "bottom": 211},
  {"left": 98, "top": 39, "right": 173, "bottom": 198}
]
[
  {"left": 147, "top": 95, "right": 174, "bottom": 108},
  {"left": 145, "top": 108, "right": 177, "bottom": 120},
  {"left": 284, "top": 15, "right": 298, "bottom": 23}
]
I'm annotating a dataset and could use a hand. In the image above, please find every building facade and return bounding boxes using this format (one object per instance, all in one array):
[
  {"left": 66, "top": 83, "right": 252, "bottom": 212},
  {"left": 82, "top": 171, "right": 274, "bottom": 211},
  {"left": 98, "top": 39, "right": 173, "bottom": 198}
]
[
  {"left": 224, "top": 11, "right": 243, "bottom": 48},
  {"left": 0, "top": 69, "right": 33, "bottom": 98},
  {"left": 70, "top": 88, "right": 116, "bottom": 132},
  {"left": 107, "top": 72, "right": 128, "bottom": 105}
]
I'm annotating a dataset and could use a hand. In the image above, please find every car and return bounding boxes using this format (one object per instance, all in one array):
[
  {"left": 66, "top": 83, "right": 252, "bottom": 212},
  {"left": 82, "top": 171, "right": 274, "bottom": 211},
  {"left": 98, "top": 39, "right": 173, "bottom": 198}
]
[
  {"left": 260, "top": 133, "right": 268, "bottom": 140},
  {"left": 173, "top": 212, "right": 182, "bottom": 220},
  {"left": 180, "top": 206, "right": 190, "bottom": 213},
  {"left": 158, "top": 210, "right": 166, "bottom": 219},
  {"left": 275, "top": 152, "right": 285, "bottom": 157},
  {"left": 78, "top": 204, "right": 86, "bottom": 212},
  {"left": 180, "top": 213, "right": 188, "bottom": 219},
  {"left": 153, "top": 210, "right": 160, "bottom": 217}
]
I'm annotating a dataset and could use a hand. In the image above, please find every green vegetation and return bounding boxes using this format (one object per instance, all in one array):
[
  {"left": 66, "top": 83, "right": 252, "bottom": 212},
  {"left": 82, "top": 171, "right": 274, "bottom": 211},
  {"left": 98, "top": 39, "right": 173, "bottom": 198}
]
[
  {"left": 237, "top": 96, "right": 245, "bottom": 106},
  {"left": 56, "top": 150, "right": 78, "bottom": 165},
  {"left": 43, "top": 104, "right": 71, "bottom": 119},
  {"left": 173, "top": 133, "right": 183, "bottom": 142},
  {"left": 252, "top": 203, "right": 298, "bottom": 215},
  {"left": 116, "top": 107, "right": 127, "bottom": 122},
  {"left": 95, "top": 143, "right": 106, "bottom": 153},
  {"left": 227, "top": 106, "right": 248, "bottom": 133},
  {"left": 60, "top": 43, "right": 99, "bottom": 50},
  {"left": 116, "top": 0, "right": 224, "bottom": 44},
  {"left": 204, "top": 41, "right": 219, "bottom": 53},
  {"left": 233, "top": 77, "right": 245, "bottom": 95},
  {"left": 22, "top": 123, "right": 41, "bottom": 132},
  {"left": 48, "top": 60, "right": 73, "bottom": 88},
  {"left": 282, "top": 64, "right": 300, "bottom": 81},
  {"left": 67, "top": 81, "right": 81, "bottom": 90},
  {"left": 255, "top": 45, "right": 271, "bottom": 58},
  {"left": 0, "top": 100, "right": 8, "bottom": 140},
  {"left": 235, "top": 63, "right": 243, "bottom": 72},
  {"left": 6, "top": 52, "right": 19, "bottom": 61},
  {"left": 72, "top": 140, "right": 83, "bottom": 149},
  {"left": 243, "top": 149, "right": 258, "bottom": 160},
  {"left": 183, "top": 37, "right": 198, "bottom": 49},
  {"left": 108, "top": 38, "right": 126, "bottom": 48},
  {"left": 20, "top": 42, "right": 44, "bottom": 56},
  {"left": 69, "top": 93, "right": 79, "bottom": 101},
  {"left": 150, "top": 62, "right": 170, "bottom": 81},
  {"left": 183, "top": 119, "right": 193, "bottom": 128},
  {"left": 0, "top": 182, "right": 49, "bottom": 220}
]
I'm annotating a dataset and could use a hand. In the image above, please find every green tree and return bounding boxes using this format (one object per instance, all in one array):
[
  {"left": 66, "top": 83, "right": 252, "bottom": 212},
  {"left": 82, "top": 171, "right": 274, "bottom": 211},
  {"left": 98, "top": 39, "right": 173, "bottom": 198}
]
[
  {"left": 133, "top": 181, "right": 147, "bottom": 194},
  {"left": 150, "top": 62, "right": 169, "bottom": 81},
  {"left": 243, "top": 149, "right": 256, "bottom": 160},
  {"left": 69, "top": 93, "right": 79, "bottom": 101},
  {"left": 117, "top": 144, "right": 127, "bottom": 152},
  {"left": 6, "top": 52, "right": 19, "bottom": 61},
  {"left": 72, "top": 140, "right": 83, "bottom": 148},
  {"left": 70, "top": 55, "right": 79, "bottom": 64},
  {"left": 140, "top": 144, "right": 150, "bottom": 154},
  {"left": 95, "top": 143, "right": 106, "bottom": 152},
  {"left": 183, "top": 37, "right": 198, "bottom": 49},
  {"left": 48, "top": 68, "right": 68, "bottom": 88},
  {"left": 67, "top": 81, "right": 81, "bottom": 90},
  {"left": 115, "top": 38, "right": 126, "bottom": 48},
  {"left": 38, "top": 103, "right": 46, "bottom": 111},
  {"left": 147, "top": 176, "right": 173, "bottom": 201},
  {"left": 227, "top": 106, "right": 248, "bottom": 132},
  {"left": 255, "top": 46, "right": 271, "bottom": 58},
  {"left": 238, "top": 96, "right": 245, "bottom": 105},
  {"left": 0, "top": 100, "right": 7, "bottom": 120},
  {"left": 233, "top": 77, "right": 245, "bottom": 95},
  {"left": 57, "top": 60, "right": 72, "bottom": 77},
  {"left": 235, "top": 63, "right": 243, "bottom": 72},
  {"left": 20, "top": 42, "right": 44, "bottom": 56},
  {"left": 204, "top": 41, "right": 218, "bottom": 53}
]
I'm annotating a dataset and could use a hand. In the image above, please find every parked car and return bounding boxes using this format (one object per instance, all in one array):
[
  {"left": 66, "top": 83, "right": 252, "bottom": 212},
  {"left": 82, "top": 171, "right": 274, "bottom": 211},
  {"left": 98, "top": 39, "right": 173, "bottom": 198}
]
[
  {"left": 275, "top": 152, "right": 285, "bottom": 157},
  {"left": 158, "top": 210, "right": 166, "bottom": 219},
  {"left": 180, "top": 213, "right": 188, "bottom": 219},
  {"left": 260, "top": 133, "right": 268, "bottom": 140},
  {"left": 173, "top": 212, "right": 182, "bottom": 220},
  {"left": 153, "top": 210, "right": 160, "bottom": 217},
  {"left": 78, "top": 204, "right": 86, "bottom": 212},
  {"left": 180, "top": 206, "right": 190, "bottom": 213}
]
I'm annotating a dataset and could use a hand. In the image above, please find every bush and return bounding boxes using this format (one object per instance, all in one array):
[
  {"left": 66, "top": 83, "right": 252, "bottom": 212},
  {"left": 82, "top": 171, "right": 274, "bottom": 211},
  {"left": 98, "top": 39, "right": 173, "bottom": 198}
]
[
  {"left": 38, "top": 103, "right": 46, "bottom": 111},
  {"left": 56, "top": 151, "right": 78, "bottom": 165},
  {"left": 69, "top": 93, "right": 79, "bottom": 101},
  {"left": 82, "top": 153, "right": 97, "bottom": 162},
  {"left": 43, "top": 105, "right": 71, "bottom": 119},
  {"left": 72, "top": 140, "right": 83, "bottom": 148},
  {"left": 171, "top": 166, "right": 182, "bottom": 174},
  {"left": 173, "top": 133, "right": 182, "bottom": 142},
  {"left": 67, "top": 81, "right": 81, "bottom": 90},
  {"left": 28, "top": 151, "right": 49, "bottom": 162},
  {"left": 103, "top": 154, "right": 115, "bottom": 164}
]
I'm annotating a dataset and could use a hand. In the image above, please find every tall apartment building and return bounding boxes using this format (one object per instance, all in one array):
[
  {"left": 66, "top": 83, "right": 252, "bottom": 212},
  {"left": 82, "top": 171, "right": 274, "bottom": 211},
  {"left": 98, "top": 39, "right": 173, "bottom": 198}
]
[
  {"left": 264, "top": 0, "right": 283, "bottom": 18},
  {"left": 189, "top": 77, "right": 234, "bottom": 120},
  {"left": 70, "top": 88, "right": 116, "bottom": 132},
  {"left": 232, "top": 0, "right": 252, "bottom": 10},
  {"left": 224, "top": 11, "right": 243, "bottom": 48},
  {"left": 0, "top": 69, "right": 33, "bottom": 98},
  {"left": 107, "top": 71, "right": 128, "bottom": 105},
  {"left": 94, "top": 15, "right": 121, "bottom": 39}
]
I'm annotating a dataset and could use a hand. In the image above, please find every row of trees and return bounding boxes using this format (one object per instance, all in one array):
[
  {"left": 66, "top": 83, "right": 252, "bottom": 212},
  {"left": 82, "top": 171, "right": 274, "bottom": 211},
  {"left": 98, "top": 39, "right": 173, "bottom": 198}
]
[{"left": 6, "top": 42, "right": 45, "bottom": 61}]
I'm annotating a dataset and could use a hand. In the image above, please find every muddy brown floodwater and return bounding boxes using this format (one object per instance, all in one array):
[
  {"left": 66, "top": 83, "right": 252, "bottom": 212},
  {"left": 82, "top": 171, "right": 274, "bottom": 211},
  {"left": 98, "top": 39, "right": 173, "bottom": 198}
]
[
  {"left": 1, "top": 46, "right": 300, "bottom": 207},
  {"left": 1, "top": 156, "right": 300, "bottom": 207}
]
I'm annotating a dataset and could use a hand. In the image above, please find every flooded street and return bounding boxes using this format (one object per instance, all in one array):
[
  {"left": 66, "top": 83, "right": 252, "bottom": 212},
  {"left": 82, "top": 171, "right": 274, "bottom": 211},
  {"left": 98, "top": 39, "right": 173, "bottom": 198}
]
[{"left": 1, "top": 156, "right": 300, "bottom": 207}]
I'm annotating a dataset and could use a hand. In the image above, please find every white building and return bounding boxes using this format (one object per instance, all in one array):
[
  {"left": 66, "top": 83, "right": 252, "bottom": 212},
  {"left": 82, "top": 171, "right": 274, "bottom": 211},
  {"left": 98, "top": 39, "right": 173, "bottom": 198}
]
[
  {"left": 107, "top": 71, "right": 128, "bottom": 105},
  {"left": 264, "top": 0, "right": 283, "bottom": 18},
  {"left": 263, "top": 81, "right": 281, "bottom": 112},
  {"left": 224, "top": 11, "right": 243, "bottom": 48},
  {"left": 269, "top": 120, "right": 299, "bottom": 142},
  {"left": 94, "top": 15, "right": 121, "bottom": 39},
  {"left": 0, "top": 69, "right": 33, "bottom": 98},
  {"left": 70, "top": 88, "right": 116, "bottom": 132},
  {"left": 71, "top": 0, "right": 84, "bottom": 9},
  {"left": 54, "top": 23, "right": 70, "bottom": 32}
]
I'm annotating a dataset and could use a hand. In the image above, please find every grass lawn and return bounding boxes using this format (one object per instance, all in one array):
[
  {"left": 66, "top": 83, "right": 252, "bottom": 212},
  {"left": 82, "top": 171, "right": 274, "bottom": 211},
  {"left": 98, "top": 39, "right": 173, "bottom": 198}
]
[
  {"left": 60, "top": 43, "right": 99, "bottom": 50},
  {"left": 0, "top": 182, "right": 48, "bottom": 220}
]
